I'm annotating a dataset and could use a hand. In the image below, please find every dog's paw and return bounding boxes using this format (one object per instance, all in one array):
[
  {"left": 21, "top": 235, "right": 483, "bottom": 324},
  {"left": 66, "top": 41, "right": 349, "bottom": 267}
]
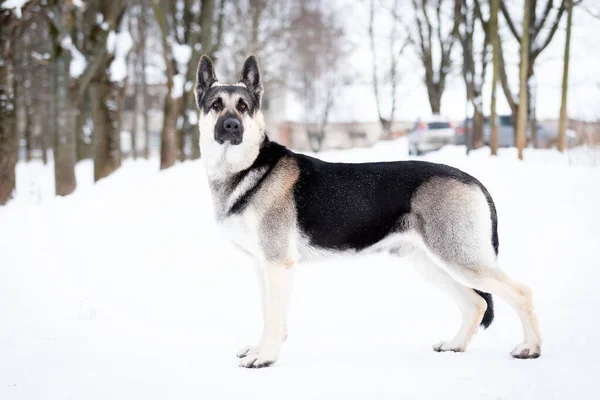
[
  {"left": 238, "top": 353, "right": 276, "bottom": 369},
  {"left": 236, "top": 345, "right": 259, "bottom": 359},
  {"left": 433, "top": 341, "right": 465, "bottom": 353},
  {"left": 511, "top": 343, "right": 541, "bottom": 359}
]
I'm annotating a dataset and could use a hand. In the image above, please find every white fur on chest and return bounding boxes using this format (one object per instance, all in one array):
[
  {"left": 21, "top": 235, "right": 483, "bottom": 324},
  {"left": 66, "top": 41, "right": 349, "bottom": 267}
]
[{"left": 217, "top": 211, "right": 263, "bottom": 258}]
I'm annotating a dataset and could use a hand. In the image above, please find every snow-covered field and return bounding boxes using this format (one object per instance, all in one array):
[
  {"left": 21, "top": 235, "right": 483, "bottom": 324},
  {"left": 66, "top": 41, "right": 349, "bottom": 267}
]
[{"left": 1, "top": 139, "right": 599, "bottom": 399}]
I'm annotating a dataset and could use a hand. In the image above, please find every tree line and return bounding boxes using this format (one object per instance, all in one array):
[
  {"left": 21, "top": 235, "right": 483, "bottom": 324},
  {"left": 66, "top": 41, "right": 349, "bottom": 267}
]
[{"left": 0, "top": 0, "right": 587, "bottom": 205}]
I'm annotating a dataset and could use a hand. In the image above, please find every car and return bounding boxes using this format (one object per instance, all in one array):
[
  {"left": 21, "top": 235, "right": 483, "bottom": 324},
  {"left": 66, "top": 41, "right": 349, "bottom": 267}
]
[
  {"left": 456, "top": 115, "right": 514, "bottom": 148},
  {"left": 408, "top": 115, "right": 456, "bottom": 155},
  {"left": 458, "top": 115, "right": 578, "bottom": 149}
]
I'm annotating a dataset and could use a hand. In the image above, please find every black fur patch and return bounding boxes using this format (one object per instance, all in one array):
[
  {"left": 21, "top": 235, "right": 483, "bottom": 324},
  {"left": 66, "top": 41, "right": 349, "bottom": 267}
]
[
  {"left": 474, "top": 289, "right": 495, "bottom": 328},
  {"left": 293, "top": 156, "right": 485, "bottom": 251}
]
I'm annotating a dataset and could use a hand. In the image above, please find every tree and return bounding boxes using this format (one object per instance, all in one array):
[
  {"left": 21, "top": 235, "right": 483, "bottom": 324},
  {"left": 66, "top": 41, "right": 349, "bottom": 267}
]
[
  {"left": 516, "top": 0, "right": 531, "bottom": 160},
  {"left": 45, "top": 0, "right": 129, "bottom": 185},
  {"left": 489, "top": 0, "right": 500, "bottom": 155},
  {"left": 138, "top": 0, "right": 152, "bottom": 160},
  {"left": 47, "top": 0, "right": 77, "bottom": 195},
  {"left": 460, "top": 0, "right": 490, "bottom": 149},
  {"left": 557, "top": 0, "right": 573, "bottom": 152},
  {"left": 499, "top": 0, "right": 567, "bottom": 148},
  {"left": 410, "top": 0, "right": 462, "bottom": 114},
  {"left": 0, "top": 3, "right": 22, "bottom": 205},
  {"left": 152, "top": 0, "right": 224, "bottom": 168},
  {"left": 289, "top": 3, "right": 349, "bottom": 152},
  {"left": 180, "top": 0, "right": 224, "bottom": 161},
  {"left": 369, "top": 0, "right": 409, "bottom": 140}
]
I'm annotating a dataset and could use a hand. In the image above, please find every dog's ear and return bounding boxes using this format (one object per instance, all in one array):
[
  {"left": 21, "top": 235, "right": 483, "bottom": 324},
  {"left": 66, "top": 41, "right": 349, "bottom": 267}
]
[
  {"left": 195, "top": 55, "right": 217, "bottom": 109},
  {"left": 239, "top": 55, "right": 263, "bottom": 107}
]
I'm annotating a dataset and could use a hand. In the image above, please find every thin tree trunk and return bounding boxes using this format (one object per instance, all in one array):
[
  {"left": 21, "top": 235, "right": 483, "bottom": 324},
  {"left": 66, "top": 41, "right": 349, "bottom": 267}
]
[
  {"left": 558, "top": 0, "right": 573, "bottom": 152},
  {"left": 90, "top": 76, "right": 122, "bottom": 182},
  {"left": 131, "top": 83, "right": 138, "bottom": 160},
  {"left": 529, "top": 71, "right": 537, "bottom": 148},
  {"left": 0, "top": 27, "right": 18, "bottom": 205},
  {"left": 50, "top": 26, "right": 77, "bottom": 196},
  {"left": 139, "top": 0, "right": 151, "bottom": 160},
  {"left": 25, "top": 101, "right": 33, "bottom": 162},
  {"left": 472, "top": 106, "right": 484, "bottom": 149},
  {"left": 160, "top": 91, "right": 180, "bottom": 170},
  {"left": 490, "top": 0, "right": 499, "bottom": 156},
  {"left": 75, "top": 95, "right": 88, "bottom": 161},
  {"left": 516, "top": 0, "right": 530, "bottom": 160},
  {"left": 130, "top": 12, "right": 138, "bottom": 160}
]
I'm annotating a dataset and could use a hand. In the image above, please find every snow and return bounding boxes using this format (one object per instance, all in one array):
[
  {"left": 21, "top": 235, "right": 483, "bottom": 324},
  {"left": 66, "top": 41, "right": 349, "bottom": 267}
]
[
  {"left": 1, "top": 140, "right": 600, "bottom": 399},
  {"left": 172, "top": 73, "right": 186, "bottom": 98},
  {"left": 70, "top": 45, "right": 87, "bottom": 79},
  {"left": 172, "top": 43, "right": 192, "bottom": 66},
  {"left": 107, "top": 30, "right": 133, "bottom": 82},
  {"left": 1, "top": 0, "right": 29, "bottom": 18},
  {"left": 171, "top": 43, "right": 192, "bottom": 99}
]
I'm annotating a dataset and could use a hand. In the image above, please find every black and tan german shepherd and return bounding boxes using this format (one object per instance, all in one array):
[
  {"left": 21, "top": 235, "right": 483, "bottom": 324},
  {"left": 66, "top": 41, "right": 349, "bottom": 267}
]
[{"left": 194, "top": 55, "right": 541, "bottom": 368}]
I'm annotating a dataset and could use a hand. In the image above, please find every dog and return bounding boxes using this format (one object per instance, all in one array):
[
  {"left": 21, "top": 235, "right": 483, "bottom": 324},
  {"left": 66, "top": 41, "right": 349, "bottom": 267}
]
[{"left": 194, "top": 55, "right": 542, "bottom": 368}]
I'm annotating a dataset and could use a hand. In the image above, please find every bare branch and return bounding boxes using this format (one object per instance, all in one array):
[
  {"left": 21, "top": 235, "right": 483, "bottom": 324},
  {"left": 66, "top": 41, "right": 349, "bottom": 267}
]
[
  {"left": 533, "top": 0, "right": 566, "bottom": 59},
  {"left": 500, "top": 0, "right": 521, "bottom": 41},
  {"left": 534, "top": 0, "right": 554, "bottom": 39}
]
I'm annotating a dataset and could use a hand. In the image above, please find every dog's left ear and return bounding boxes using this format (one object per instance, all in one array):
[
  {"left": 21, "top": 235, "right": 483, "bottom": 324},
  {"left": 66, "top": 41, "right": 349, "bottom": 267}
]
[
  {"left": 195, "top": 55, "right": 217, "bottom": 109},
  {"left": 239, "top": 55, "right": 263, "bottom": 108}
]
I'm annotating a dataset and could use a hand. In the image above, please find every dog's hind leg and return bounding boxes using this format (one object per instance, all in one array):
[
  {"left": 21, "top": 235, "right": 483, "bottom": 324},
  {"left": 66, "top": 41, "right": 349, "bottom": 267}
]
[
  {"left": 446, "top": 267, "right": 542, "bottom": 359},
  {"left": 410, "top": 251, "right": 488, "bottom": 352}
]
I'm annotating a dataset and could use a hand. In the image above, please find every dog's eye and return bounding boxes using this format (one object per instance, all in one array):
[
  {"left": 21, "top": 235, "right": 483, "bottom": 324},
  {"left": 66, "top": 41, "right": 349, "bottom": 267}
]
[
  {"left": 238, "top": 102, "right": 247, "bottom": 111},
  {"left": 212, "top": 100, "right": 220, "bottom": 109}
]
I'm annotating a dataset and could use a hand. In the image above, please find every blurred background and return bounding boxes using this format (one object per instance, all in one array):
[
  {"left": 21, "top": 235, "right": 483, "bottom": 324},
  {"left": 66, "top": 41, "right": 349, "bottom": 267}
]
[{"left": 0, "top": 0, "right": 599, "bottom": 203}]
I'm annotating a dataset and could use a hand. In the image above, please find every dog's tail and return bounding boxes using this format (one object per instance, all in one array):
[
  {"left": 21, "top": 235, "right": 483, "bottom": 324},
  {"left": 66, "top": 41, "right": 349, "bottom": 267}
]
[{"left": 474, "top": 290, "right": 494, "bottom": 329}]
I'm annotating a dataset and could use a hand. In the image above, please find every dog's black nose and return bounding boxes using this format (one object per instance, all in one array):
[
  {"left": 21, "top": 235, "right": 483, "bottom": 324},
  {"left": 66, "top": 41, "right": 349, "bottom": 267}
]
[
  {"left": 215, "top": 115, "right": 243, "bottom": 145},
  {"left": 223, "top": 117, "right": 240, "bottom": 132}
]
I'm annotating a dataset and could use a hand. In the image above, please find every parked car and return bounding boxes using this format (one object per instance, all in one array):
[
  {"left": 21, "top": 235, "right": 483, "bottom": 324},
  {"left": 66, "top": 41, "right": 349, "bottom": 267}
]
[
  {"left": 456, "top": 115, "right": 514, "bottom": 147},
  {"left": 457, "top": 115, "right": 578, "bottom": 149},
  {"left": 408, "top": 115, "right": 456, "bottom": 155}
]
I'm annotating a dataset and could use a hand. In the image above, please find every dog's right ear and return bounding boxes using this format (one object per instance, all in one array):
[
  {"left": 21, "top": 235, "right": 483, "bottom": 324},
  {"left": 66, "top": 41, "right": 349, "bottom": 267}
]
[{"left": 195, "top": 55, "right": 217, "bottom": 109}]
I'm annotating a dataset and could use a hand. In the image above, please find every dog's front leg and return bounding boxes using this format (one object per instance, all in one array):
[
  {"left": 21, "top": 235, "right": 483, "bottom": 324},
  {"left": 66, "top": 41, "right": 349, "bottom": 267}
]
[
  {"left": 236, "top": 264, "right": 266, "bottom": 359},
  {"left": 238, "top": 261, "right": 294, "bottom": 368}
]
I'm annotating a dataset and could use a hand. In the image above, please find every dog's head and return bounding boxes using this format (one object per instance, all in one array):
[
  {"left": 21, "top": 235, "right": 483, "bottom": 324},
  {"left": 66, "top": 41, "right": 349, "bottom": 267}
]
[{"left": 195, "top": 55, "right": 265, "bottom": 166}]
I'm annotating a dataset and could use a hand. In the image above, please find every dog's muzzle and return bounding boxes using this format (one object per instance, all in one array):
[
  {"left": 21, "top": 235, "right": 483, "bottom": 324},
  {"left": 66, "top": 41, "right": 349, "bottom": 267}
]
[{"left": 215, "top": 115, "right": 243, "bottom": 145}]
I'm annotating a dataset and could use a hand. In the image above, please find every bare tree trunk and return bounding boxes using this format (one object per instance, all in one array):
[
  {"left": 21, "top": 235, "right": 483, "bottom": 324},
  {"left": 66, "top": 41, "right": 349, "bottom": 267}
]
[
  {"left": 25, "top": 101, "right": 33, "bottom": 162},
  {"left": 516, "top": 0, "right": 530, "bottom": 160},
  {"left": 187, "top": 0, "right": 224, "bottom": 160},
  {"left": 90, "top": 74, "right": 123, "bottom": 182},
  {"left": 473, "top": 106, "right": 485, "bottom": 148},
  {"left": 0, "top": 26, "right": 18, "bottom": 205},
  {"left": 129, "top": 12, "right": 138, "bottom": 160},
  {"left": 528, "top": 71, "right": 537, "bottom": 148},
  {"left": 558, "top": 0, "right": 573, "bottom": 152},
  {"left": 160, "top": 91, "right": 180, "bottom": 170},
  {"left": 490, "top": 0, "right": 499, "bottom": 155},
  {"left": 50, "top": 25, "right": 77, "bottom": 196},
  {"left": 131, "top": 84, "right": 138, "bottom": 160},
  {"left": 139, "top": 0, "right": 151, "bottom": 160},
  {"left": 75, "top": 96, "right": 89, "bottom": 161},
  {"left": 428, "top": 87, "right": 442, "bottom": 114}
]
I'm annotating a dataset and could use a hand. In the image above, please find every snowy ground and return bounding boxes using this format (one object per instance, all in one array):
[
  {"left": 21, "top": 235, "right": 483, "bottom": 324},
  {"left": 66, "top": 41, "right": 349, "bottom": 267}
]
[{"left": 1, "top": 139, "right": 599, "bottom": 399}]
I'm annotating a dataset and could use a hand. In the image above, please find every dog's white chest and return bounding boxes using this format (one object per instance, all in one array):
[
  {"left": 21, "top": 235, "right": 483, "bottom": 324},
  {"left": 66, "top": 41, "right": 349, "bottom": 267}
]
[{"left": 217, "top": 212, "right": 262, "bottom": 258}]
